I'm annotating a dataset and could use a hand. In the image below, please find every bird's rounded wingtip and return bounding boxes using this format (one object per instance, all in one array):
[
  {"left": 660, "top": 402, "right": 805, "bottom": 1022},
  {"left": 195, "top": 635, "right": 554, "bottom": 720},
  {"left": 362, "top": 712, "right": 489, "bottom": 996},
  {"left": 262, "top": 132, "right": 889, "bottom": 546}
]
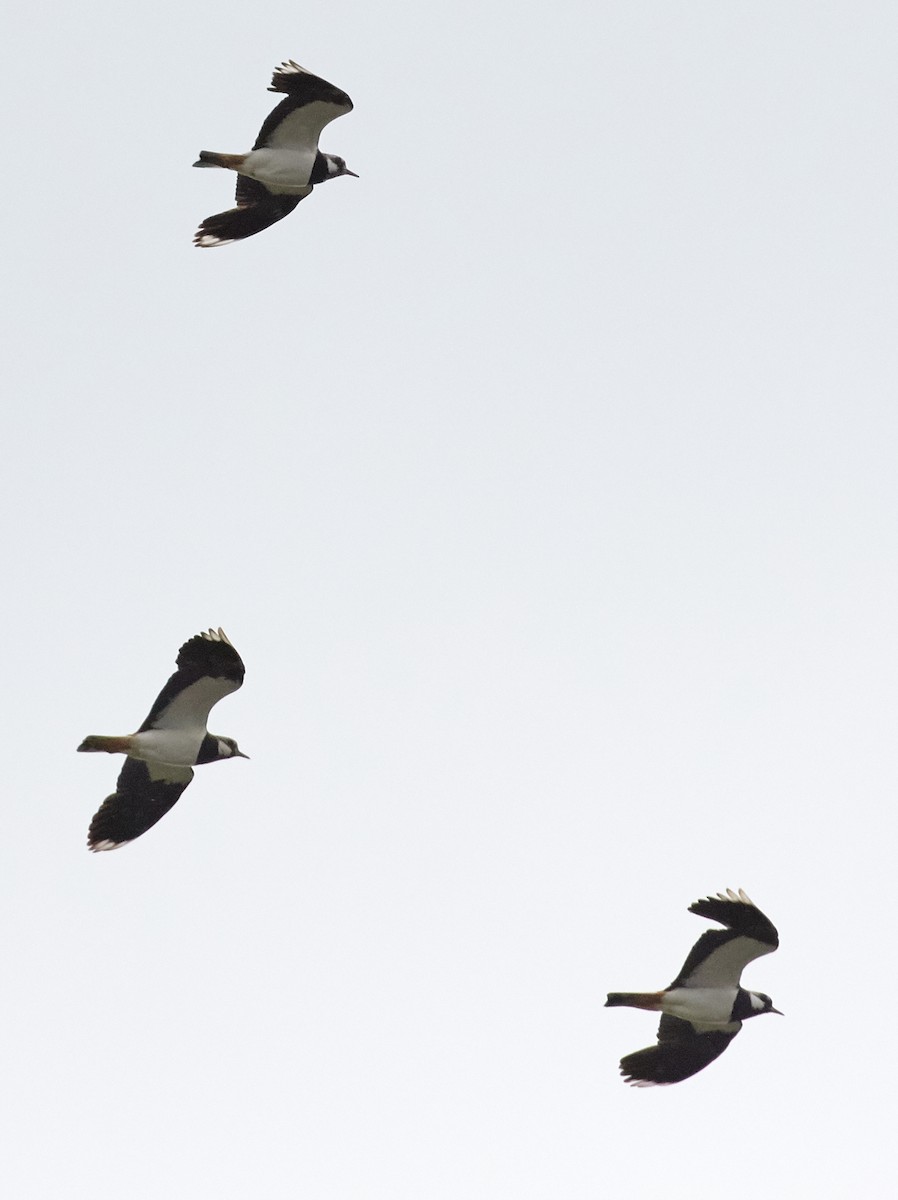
[
  {"left": 703, "top": 888, "right": 754, "bottom": 907},
  {"left": 200, "top": 627, "right": 233, "bottom": 646},
  {"left": 194, "top": 231, "right": 234, "bottom": 249}
]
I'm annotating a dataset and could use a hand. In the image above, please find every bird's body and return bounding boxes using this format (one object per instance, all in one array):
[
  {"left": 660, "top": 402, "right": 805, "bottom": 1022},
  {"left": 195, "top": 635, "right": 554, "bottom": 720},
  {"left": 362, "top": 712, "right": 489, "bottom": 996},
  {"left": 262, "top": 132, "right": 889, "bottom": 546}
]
[
  {"left": 605, "top": 889, "right": 781, "bottom": 1085},
  {"left": 193, "top": 59, "right": 357, "bottom": 247},
  {"left": 78, "top": 628, "right": 247, "bottom": 851},
  {"left": 225, "top": 147, "right": 317, "bottom": 193}
]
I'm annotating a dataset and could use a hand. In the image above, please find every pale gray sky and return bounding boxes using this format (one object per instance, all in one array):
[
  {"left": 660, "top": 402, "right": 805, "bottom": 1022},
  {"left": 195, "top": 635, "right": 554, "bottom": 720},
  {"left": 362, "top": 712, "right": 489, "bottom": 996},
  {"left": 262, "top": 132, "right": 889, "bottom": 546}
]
[{"left": 2, "top": 2, "right": 897, "bottom": 1196}]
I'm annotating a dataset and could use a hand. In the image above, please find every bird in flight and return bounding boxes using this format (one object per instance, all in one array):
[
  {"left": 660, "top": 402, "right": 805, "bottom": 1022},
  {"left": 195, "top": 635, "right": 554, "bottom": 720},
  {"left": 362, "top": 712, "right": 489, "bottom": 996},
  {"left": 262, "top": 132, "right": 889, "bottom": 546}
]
[
  {"left": 79, "top": 628, "right": 248, "bottom": 851},
  {"left": 605, "top": 889, "right": 781, "bottom": 1085},
  {"left": 193, "top": 59, "right": 357, "bottom": 247}
]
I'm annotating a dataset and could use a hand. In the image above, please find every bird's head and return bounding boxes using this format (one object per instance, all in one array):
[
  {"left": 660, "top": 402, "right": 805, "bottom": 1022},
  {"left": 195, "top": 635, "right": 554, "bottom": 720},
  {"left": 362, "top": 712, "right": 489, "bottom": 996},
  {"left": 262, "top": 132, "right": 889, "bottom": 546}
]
[
  {"left": 748, "top": 991, "right": 783, "bottom": 1017},
  {"left": 324, "top": 154, "right": 359, "bottom": 180},
  {"left": 217, "top": 736, "right": 250, "bottom": 760}
]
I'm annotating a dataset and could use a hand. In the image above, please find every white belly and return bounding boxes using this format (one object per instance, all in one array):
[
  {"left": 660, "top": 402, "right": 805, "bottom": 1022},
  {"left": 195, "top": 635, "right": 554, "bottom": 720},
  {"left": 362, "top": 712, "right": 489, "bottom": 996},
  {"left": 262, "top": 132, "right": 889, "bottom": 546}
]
[
  {"left": 661, "top": 987, "right": 739, "bottom": 1028},
  {"left": 128, "top": 728, "right": 203, "bottom": 767},
  {"left": 241, "top": 148, "right": 316, "bottom": 193}
]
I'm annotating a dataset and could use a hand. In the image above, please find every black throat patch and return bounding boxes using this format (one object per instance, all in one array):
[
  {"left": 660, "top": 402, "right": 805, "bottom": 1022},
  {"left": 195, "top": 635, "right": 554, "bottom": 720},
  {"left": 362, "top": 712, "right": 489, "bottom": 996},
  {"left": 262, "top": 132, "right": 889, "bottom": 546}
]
[
  {"left": 730, "top": 988, "right": 761, "bottom": 1021},
  {"left": 195, "top": 733, "right": 225, "bottom": 764}
]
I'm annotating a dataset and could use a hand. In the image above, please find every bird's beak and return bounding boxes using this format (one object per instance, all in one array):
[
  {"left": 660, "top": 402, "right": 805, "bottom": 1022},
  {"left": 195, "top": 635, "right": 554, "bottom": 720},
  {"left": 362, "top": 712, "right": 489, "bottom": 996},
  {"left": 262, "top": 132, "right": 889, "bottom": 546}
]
[
  {"left": 771, "top": 1007, "right": 784, "bottom": 1015},
  {"left": 345, "top": 169, "right": 359, "bottom": 178},
  {"left": 236, "top": 750, "right": 250, "bottom": 759}
]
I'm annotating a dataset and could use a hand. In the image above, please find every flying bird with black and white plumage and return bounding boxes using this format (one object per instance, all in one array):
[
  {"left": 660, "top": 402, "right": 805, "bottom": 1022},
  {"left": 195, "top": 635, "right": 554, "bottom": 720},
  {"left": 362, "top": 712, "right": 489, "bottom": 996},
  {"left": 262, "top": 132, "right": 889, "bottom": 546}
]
[
  {"left": 605, "top": 889, "right": 781, "bottom": 1086},
  {"left": 192, "top": 59, "right": 357, "bottom": 247},
  {"left": 78, "top": 628, "right": 248, "bottom": 851}
]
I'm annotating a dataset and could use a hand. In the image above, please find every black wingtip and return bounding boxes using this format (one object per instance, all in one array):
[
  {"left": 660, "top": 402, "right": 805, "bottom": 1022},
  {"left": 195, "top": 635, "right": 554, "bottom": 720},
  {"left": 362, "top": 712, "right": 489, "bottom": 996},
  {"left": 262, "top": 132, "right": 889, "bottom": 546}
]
[{"left": 688, "top": 889, "right": 779, "bottom": 948}]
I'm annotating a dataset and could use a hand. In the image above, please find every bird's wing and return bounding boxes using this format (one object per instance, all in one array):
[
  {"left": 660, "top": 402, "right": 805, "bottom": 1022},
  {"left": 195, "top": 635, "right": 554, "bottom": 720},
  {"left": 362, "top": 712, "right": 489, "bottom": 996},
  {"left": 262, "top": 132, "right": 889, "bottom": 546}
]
[
  {"left": 87, "top": 757, "right": 194, "bottom": 851},
  {"left": 139, "top": 628, "right": 245, "bottom": 730},
  {"left": 253, "top": 60, "right": 353, "bottom": 151},
  {"left": 619, "top": 1014, "right": 738, "bottom": 1086},
  {"left": 235, "top": 173, "right": 309, "bottom": 208},
  {"left": 194, "top": 180, "right": 306, "bottom": 248},
  {"left": 669, "top": 889, "right": 779, "bottom": 989}
]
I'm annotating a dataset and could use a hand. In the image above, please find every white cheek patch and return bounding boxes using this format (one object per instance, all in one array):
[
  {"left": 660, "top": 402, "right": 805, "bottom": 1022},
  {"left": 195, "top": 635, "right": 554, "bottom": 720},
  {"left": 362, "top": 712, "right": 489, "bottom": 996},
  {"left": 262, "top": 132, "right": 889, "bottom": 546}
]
[{"left": 749, "top": 993, "right": 767, "bottom": 1012}]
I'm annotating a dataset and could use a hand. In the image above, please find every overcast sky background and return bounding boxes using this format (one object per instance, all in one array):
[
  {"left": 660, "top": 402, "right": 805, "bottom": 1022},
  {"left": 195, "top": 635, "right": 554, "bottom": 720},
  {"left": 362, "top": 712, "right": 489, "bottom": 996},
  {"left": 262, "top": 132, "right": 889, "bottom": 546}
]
[{"left": 2, "top": 3, "right": 896, "bottom": 1196}]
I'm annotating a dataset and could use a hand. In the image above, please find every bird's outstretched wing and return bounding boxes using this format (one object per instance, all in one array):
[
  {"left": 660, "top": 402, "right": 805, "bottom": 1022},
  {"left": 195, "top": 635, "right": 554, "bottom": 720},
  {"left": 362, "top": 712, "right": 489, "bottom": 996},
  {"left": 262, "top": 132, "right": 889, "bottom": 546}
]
[
  {"left": 254, "top": 60, "right": 353, "bottom": 152},
  {"left": 87, "top": 757, "right": 194, "bottom": 851},
  {"left": 669, "top": 889, "right": 779, "bottom": 990},
  {"left": 139, "top": 628, "right": 245, "bottom": 731},
  {"left": 619, "top": 1014, "right": 738, "bottom": 1087},
  {"left": 194, "top": 179, "right": 306, "bottom": 247}
]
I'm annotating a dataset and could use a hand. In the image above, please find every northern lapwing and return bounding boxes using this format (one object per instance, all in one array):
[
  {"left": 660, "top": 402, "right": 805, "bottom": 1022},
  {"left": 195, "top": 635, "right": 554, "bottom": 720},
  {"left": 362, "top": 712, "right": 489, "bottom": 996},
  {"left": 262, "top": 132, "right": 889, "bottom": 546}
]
[
  {"left": 192, "top": 59, "right": 357, "bottom": 247},
  {"left": 78, "top": 628, "right": 248, "bottom": 851},
  {"left": 605, "top": 889, "right": 781, "bottom": 1086}
]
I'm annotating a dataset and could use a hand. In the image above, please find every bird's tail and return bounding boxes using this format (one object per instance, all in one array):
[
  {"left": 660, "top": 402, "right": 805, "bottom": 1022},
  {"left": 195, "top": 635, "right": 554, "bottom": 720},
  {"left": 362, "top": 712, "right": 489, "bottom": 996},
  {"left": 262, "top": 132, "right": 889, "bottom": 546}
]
[
  {"left": 77, "top": 735, "right": 132, "bottom": 754},
  {"left": 192, "top": 151, "right": 247, "bottom": 170},
  {"left": 605, "top": 992, "right": 663, "bottom": 1010}
]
